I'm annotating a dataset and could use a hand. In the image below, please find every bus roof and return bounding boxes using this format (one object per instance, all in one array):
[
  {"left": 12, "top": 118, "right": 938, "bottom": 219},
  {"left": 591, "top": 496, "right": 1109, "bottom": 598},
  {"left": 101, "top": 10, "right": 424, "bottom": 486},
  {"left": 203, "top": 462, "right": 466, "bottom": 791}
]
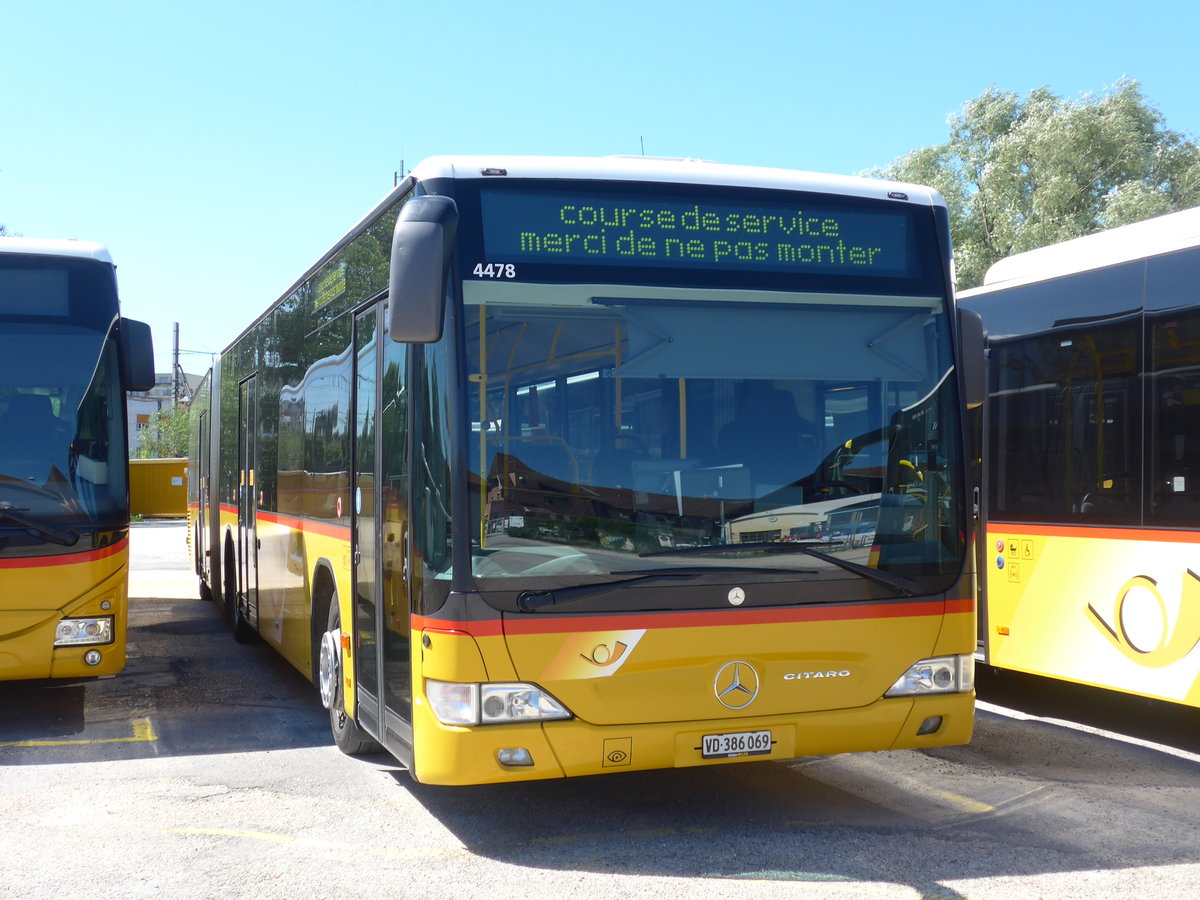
[
  {"left": 963, "top": 206, "right": 1200, "bottom": 296},
  {"left": 0, "top": 236, "right": 113, "bottom": 264},
  {"left": 408, "top": 155, "right": 947, "bottom": 209},
  {"left": 225, "top": 155, "right": 951, "bottom": 356}
]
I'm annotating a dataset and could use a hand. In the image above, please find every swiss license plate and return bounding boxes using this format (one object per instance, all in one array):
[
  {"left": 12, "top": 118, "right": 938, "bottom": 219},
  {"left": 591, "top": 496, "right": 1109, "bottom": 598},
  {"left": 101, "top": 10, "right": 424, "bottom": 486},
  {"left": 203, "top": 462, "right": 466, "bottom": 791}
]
[{"left": 701, "top": 729, "right": 773, "bottom": 759}]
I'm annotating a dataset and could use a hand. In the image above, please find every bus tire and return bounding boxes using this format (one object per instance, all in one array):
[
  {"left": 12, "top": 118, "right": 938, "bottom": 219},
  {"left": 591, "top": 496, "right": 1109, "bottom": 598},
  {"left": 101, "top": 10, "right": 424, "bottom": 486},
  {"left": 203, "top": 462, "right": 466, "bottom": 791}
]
[
  {"left": 224, "top": 535, "right": 258, "bottom": 644},
  {"left": 222, "top": 538, "right": 237, "bottom": 618},
  {"left": 321, "top": 600, "right": 380, "bottom": 757},
  {"left": 231, "top": 590, "right": 258, "bottom": 643}
]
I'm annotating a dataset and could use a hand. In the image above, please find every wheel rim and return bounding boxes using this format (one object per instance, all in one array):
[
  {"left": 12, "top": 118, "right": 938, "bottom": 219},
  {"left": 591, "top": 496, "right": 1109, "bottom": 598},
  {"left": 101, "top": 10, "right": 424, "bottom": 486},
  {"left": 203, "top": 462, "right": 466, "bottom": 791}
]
[{"left": 318, "top": 629, "right": 340, "bottom": 710}]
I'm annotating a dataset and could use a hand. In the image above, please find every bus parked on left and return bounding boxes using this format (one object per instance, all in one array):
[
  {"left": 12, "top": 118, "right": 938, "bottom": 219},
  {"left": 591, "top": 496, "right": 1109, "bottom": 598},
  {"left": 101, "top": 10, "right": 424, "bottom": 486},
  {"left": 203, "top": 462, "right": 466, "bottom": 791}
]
[{"left": 0, "top": 237, "right": 154, "bottom": 680}]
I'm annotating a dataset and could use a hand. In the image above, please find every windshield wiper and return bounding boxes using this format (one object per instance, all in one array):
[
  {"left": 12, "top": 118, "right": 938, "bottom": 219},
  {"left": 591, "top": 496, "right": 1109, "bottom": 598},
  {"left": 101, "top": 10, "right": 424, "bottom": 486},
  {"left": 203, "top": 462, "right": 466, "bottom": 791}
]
[
  {"left": 516, "top": 564, "right": 824, "bottom": 612},
  {"left": 640, "top": 542, "right": 922, "bottom": 597},
  {"left": 517, "top": 572, "right": 700, "bottom": 612},
  {"left": 609, "top": 564, "right": 819, "bottom": 576},
  {"left": 0, "top": 505, "right": 80, "bottom": 547}
]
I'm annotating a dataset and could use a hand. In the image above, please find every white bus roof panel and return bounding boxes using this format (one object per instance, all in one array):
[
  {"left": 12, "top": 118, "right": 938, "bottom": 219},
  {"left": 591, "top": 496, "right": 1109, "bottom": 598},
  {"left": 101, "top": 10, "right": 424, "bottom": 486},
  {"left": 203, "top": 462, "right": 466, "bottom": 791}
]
[
  {"left": 0, "top": 237, "right": 113, "bottom": 264},
  {"left": 408, "top": 155, "right": 947, "bottom": 209},
  {"left": 974, "top": 206, "right": 1200, "bottom": 292}
]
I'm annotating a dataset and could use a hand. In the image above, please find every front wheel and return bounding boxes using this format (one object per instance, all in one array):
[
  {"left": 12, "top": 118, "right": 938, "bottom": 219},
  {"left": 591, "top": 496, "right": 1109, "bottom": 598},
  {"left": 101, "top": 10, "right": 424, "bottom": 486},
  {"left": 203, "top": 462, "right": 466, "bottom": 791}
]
[{"left": 320, "top": 601, "right": 381, "bottom": 756}]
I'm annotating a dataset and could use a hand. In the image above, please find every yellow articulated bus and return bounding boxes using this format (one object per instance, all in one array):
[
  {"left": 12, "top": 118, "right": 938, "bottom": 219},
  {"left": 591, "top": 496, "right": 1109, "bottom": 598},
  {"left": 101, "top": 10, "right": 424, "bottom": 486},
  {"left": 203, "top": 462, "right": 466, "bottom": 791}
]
[
  {"left": 188, "top": 156, "right": 982, "bottom": 785},
  {"left": 958, "top": 206, "right": 1200, "bottom": 708},
  {"left": 0, "top": 237, "right": 154, "bottom": 680}
]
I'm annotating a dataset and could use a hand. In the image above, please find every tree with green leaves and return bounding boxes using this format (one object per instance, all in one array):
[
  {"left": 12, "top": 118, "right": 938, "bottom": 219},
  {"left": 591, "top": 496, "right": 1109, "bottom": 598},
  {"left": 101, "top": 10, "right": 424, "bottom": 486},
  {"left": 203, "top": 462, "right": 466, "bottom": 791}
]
[
  {"left": 134, "top": 403, "right": 191, "bottom": 459},
  {"left": 872, "top": 79, "right": 1200, "bottom": 289}
]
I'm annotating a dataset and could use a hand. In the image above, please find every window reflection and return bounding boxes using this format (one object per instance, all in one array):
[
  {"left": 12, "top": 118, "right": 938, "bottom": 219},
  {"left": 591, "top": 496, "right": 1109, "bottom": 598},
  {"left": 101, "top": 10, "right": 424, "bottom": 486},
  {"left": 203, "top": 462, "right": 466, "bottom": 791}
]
[{"left": 463, "top": 289, "right": 963, "bottom": 585}]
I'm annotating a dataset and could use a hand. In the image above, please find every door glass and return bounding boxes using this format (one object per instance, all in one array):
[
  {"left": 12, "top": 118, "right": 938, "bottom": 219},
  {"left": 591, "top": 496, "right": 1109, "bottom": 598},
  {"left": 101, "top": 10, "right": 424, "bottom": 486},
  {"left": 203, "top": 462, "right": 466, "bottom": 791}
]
[
  {"left": 238, "top": 376, "right": 258, "bottom": 606},
  {"left": 353, "top": 310, "right": 379, "bottom": 701},
  {"left": 380, "top": 326, "right": 411, "bottom": 719},
  {"left": 198, "top": 411, "right": 209, "bottom": 576}
]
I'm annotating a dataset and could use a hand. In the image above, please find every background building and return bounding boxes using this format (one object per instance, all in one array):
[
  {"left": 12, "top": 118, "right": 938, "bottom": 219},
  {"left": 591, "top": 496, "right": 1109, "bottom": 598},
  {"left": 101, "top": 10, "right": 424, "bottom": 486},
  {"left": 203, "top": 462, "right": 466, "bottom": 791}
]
[{"left": 127, "top": 371, "right": 202, "bottom": 457}]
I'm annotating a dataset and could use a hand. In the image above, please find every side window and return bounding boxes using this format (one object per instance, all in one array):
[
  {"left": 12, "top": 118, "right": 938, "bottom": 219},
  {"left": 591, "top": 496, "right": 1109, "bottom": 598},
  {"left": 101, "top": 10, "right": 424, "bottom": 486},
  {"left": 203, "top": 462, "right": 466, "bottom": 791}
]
[
  {"left": 297, "top": 315, "right": 352, "bottom": 522},
  {"left": 1148, "top": 308, "right": 1200, "bottom": 522},
  {"left": 989, "top": 316, "right": 1141, "bottom": 525}
]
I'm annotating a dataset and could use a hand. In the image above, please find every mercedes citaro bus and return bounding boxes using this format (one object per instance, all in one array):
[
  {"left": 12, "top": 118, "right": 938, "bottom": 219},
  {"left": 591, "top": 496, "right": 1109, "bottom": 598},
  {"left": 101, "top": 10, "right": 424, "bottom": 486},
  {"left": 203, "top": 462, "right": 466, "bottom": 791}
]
[{"left": 189, "top": 156, "right": 982, "bottom": 784}]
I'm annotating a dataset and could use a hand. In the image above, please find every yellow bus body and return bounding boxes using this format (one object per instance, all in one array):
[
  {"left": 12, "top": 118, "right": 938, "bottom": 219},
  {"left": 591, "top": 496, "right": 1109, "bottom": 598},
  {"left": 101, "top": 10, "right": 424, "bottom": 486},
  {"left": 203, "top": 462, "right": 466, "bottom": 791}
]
[
  {"left": 409, "top": 598, "right": 974, "bottom": 786},
  {"left": 255, "top": 511, "right": 352, "bottom": 683},
  {"left": 210, "top": 503, "right": 976, "bottom": 785},
  {"left": 210, "top": 504, "right": 357, "bottom": 692},
  {"left": 0, "top": 538, "right": 129, "bottom": 680},
  {"left": 985, "top": 523, "right": 1200, "bottom": 706}
]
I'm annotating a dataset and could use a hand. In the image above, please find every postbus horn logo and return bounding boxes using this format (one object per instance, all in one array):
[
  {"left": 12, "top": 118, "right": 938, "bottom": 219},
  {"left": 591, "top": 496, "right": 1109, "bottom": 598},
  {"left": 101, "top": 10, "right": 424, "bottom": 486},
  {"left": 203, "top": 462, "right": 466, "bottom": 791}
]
[{"left": 1086, "top": 570, "right": 1200, "bottom": 667}]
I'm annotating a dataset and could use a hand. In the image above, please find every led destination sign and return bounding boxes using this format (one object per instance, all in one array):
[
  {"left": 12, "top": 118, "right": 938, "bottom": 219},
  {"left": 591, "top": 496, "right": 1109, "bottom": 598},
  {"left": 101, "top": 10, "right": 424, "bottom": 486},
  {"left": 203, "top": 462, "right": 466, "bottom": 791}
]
[{"left": 479, "top": 188, "right": 919, "bottom": 279}]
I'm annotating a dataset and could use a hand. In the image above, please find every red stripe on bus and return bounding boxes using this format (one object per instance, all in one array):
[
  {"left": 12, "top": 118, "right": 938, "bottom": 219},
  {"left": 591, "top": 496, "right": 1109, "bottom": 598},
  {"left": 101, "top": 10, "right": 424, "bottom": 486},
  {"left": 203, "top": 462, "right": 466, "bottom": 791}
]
[
  {"left": 214, "top": 504, "right": 351, "bottom": 540},
  {"left": 415, "top": 595, "right": 969, "bottom": 638},
  {"left": 987, "top": 521, "right": 1200, "bottom": 544},
  {"left": 256, "top": 509, "right": 351, "bottom": 540},
  {"left": 0, "top": 536, "right": 129, "bottom": 569}
]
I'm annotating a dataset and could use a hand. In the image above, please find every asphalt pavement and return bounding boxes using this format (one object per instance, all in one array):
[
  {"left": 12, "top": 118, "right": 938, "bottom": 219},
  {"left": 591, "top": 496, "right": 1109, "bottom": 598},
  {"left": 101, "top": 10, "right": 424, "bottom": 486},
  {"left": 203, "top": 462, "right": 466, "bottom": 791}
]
[{"left": 128, "top": 518, "right": 196, "bottom": 600}]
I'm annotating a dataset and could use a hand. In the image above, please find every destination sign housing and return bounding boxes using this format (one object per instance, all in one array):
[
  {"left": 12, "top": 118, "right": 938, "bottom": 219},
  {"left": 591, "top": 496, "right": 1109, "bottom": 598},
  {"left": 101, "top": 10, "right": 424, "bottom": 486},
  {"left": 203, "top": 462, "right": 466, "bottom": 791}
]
[{"left": 479, "top": 188, "right": 918, "bottom": 279}]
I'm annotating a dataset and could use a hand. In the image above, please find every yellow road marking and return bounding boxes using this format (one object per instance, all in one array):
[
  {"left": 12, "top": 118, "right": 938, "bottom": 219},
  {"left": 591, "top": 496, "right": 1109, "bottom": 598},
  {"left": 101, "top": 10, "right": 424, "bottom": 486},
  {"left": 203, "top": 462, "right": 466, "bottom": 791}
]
[
  {"left": 0, "top": 717, "right": 157, "bottom": 748},
  {"left": 934, "top": 790, "right": 995, "bottom": 814}
]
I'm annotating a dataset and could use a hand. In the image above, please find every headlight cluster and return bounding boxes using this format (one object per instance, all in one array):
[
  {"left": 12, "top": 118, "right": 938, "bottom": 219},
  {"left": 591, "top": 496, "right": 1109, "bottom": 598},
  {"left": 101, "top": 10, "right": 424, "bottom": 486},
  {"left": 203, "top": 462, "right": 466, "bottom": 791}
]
[
  {"left": 885, "top": 655, "right": 975, "bottom": 697},
  {"left": 54, "top": 617, "right": 114, "bottom": 647},
  {"left": 426, "top": 680, "right": 571, "bottom": 726}
]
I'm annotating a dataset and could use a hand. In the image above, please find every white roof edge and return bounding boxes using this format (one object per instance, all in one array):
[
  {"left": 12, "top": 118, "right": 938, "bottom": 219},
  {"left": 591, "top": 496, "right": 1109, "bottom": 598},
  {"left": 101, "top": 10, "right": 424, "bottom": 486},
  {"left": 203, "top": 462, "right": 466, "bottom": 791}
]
[
  {"left": 0, "top": 236, "right": 114, "bottom": 264},
  {"left": 406, "top": 155, "right": 946, "bottom": 208},
  {"left": 972, "top": 206, "right": 1200, "bottom": 294}
]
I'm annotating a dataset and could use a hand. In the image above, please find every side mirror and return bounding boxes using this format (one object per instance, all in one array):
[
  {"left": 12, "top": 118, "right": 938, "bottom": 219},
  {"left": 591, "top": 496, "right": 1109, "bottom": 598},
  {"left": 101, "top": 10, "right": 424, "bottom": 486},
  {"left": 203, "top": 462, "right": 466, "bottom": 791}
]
[
  {"left": 388, "top": 195, "right": 459, "bottom": 344},
  {"left": 956, "top": 306, "right": 985, "bottom": 410},
  {"left": 120, "top": 317, "right": 156, "bottom": 392}
]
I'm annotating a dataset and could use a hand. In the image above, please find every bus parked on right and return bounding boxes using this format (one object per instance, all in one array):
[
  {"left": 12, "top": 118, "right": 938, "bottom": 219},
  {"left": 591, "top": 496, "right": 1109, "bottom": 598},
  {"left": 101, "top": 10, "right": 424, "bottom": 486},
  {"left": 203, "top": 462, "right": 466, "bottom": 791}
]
[{"left": 958, "top": 207, "right": 1200, "bottom": 708}]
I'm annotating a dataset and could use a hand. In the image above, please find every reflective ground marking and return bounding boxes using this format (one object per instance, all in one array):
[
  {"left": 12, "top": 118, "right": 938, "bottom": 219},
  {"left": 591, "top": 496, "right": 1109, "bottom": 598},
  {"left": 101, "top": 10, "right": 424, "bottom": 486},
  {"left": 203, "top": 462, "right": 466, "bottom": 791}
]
[
  {"left": 978, "top": 699, "right": 1200, "bottom": 764},
  {"left": 0, "top": 717, "right": 157, "bottom": 747},
  {"left": 933, "top": 790, "right": 996, "bottom": 814},
  {"left": 172, "top": 828, "right": 295, "bottom": 844},
  {"left": 169, "top": 828, "right": 468, "bottom": 860}
]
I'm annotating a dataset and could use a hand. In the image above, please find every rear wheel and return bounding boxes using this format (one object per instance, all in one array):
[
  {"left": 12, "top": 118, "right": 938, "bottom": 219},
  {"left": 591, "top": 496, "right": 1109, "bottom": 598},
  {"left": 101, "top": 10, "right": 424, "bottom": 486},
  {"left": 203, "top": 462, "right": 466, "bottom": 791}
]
[
  {"left": 320, "top": 600, "right": 380, "bottom": 756},
  {"left": 224, "top": 535, "right": 259, "bottom": 643},
  {"left": 231, "top": 588, "right": 258, "bottom": 644}
]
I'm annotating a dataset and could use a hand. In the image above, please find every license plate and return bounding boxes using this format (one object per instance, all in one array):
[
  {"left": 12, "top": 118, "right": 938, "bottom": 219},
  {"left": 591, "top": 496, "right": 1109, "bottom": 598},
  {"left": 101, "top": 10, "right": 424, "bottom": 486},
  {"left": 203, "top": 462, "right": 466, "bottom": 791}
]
[{"left": 701, "top": 729, "right": 773, "bottom": 759}]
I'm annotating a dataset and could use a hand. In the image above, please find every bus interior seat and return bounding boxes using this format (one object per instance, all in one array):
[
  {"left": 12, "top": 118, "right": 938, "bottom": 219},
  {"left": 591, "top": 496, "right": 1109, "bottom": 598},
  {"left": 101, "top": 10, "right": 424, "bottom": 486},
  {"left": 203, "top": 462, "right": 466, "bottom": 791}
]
[
  {"left": 506, "top": 438, "right": 578, "bottom": 487},
  {"left": 718, "top": 384, "right": 813, "bottom": 486},
  {"left": 0, "top": 393, "right": 64, "bottom": 481}
]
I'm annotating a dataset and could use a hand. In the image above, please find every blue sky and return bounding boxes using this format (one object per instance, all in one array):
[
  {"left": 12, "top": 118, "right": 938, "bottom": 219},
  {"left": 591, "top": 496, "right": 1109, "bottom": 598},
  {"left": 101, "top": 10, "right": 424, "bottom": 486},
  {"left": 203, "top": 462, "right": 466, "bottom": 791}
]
[{"left": 3, "top": 0, "right": 1198, "bottom": 374}]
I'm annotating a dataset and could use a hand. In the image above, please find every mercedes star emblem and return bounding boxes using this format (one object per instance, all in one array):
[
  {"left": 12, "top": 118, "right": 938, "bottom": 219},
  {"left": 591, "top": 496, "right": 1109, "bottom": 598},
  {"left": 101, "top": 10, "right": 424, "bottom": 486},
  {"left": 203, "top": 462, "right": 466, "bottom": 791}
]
[{"left": 714, "top": 660, "right": 760, "bottom": 710}]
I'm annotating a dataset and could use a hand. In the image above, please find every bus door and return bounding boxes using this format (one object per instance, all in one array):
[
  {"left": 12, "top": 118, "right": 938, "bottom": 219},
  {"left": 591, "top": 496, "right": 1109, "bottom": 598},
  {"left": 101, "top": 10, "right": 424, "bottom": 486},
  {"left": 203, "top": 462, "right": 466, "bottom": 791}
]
[
  {"left": 351, "top": 307, "right": 383, "bottom": 738},
  {"left": 378, "top": 315, "right": 412, "bottom": 754},
  {"left": 238, "top": 374, "right": 259, "bottom": 625},
  {"left": 197, "top": 409, "right": 211, "bottom": 586},
  {"left": 351, "top": 302, "right": 415, "bottom": 755}
]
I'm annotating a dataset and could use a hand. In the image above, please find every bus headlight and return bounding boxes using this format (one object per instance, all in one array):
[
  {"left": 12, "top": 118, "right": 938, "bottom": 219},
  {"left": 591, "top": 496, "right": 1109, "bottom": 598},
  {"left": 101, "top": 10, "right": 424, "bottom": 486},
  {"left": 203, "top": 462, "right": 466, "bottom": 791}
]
[
  {"left": 54, "top": 617, "right": 114, "bottom": 647},
  {"left": 426, "top": 680, "right": 572, "bottom": 726},
  {"left": 884, "top": 655, "right": 974, "bottom": 697}
]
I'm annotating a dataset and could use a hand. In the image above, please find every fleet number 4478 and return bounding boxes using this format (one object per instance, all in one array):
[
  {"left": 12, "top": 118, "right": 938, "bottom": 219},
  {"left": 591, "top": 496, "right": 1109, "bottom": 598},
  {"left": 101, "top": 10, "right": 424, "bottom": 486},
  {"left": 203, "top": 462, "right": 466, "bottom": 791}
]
[{"left": 473, "top": 263, "right": 516, "bottom": 278}]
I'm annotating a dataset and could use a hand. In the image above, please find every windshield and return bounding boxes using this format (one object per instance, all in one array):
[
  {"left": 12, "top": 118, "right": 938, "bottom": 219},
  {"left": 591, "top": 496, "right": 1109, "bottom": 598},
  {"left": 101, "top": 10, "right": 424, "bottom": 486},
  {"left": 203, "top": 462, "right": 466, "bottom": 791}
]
[
  {"left": 447, "top": 180, "right": 965, "bottom": 607},
  {"left": 0, "top": 261, "right": 129, "bottom": 548},
  {"left": 459, "top": 283, "right": 963, "bottom": 588}
]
